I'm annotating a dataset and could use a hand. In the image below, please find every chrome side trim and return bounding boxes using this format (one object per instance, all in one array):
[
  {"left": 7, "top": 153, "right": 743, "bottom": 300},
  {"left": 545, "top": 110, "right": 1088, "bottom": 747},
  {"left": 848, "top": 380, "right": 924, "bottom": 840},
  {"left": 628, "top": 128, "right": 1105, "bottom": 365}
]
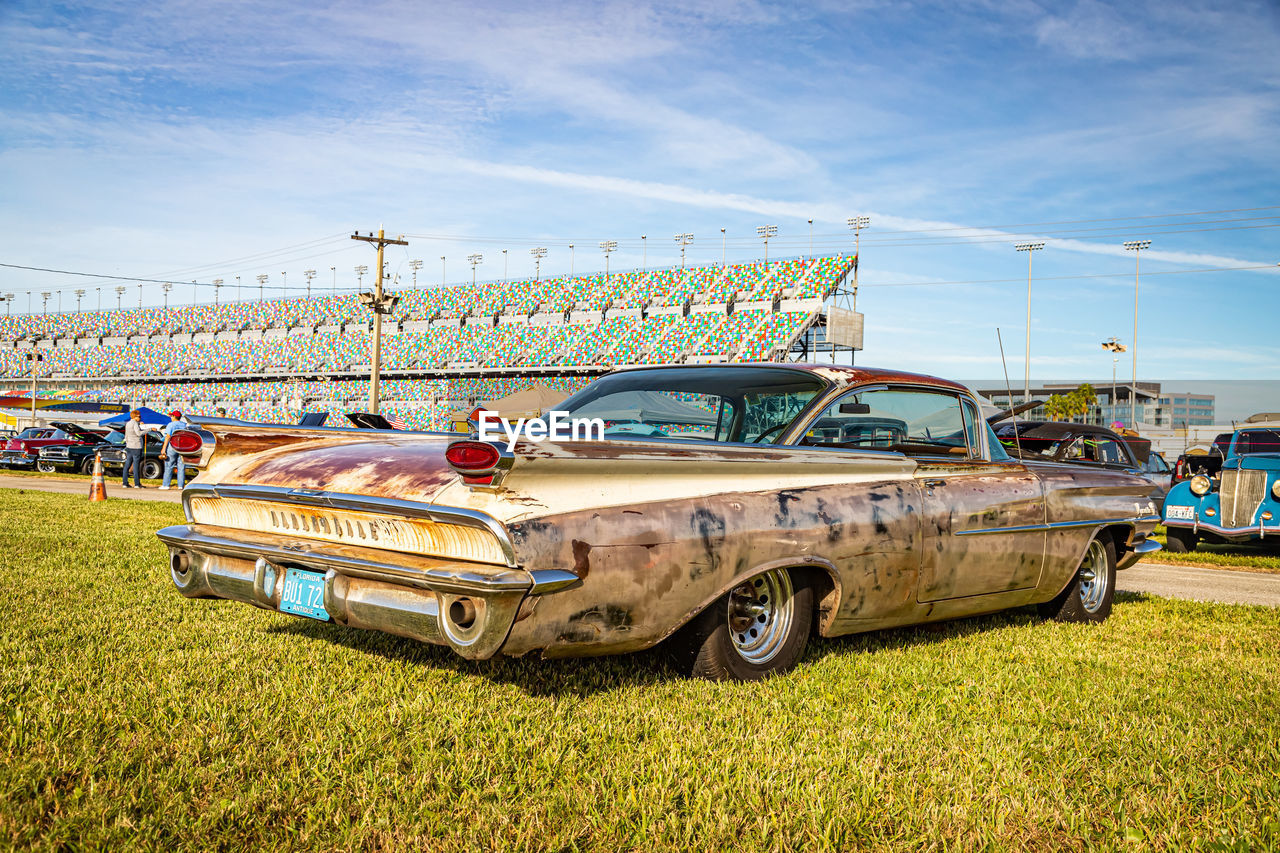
[
  {"left": 182, "top": 482, "right": 518, "bottom": 566},
  {"left": 955, "top": 515, "right": 1160, "bottom": 536}
]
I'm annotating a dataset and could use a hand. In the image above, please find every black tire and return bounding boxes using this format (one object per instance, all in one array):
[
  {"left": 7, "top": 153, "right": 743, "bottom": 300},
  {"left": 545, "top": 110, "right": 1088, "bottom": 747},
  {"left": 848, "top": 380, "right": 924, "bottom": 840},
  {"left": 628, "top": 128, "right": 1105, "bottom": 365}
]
[
  {"left": 678, "top": 568, "right": 814, "bottom": 681},
  {"left": 1165, "top": 528, "right": 1197, "bottom": 554},
  {"left": 141, "top": 459, "right": 162, "bottom": 480},
  {"left": 36, "top": 460, "right": 56, "bottom": 474},
  {"left": 1039, "top": 535, "right": 1116, "bottom": 624},
  {"left": 79, "top": 456, "right": 96, "bottom": 475}
]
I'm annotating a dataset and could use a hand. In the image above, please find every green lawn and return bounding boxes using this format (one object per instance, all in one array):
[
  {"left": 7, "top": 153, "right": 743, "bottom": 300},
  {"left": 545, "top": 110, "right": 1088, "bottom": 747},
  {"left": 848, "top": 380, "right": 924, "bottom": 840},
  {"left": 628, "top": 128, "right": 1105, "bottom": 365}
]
[
  {"left": 2, "top": 489, "right": 1278, "bottom": 851},
  {"left": 1146, "top": 526, "right": 1280, "bottom": 573}
]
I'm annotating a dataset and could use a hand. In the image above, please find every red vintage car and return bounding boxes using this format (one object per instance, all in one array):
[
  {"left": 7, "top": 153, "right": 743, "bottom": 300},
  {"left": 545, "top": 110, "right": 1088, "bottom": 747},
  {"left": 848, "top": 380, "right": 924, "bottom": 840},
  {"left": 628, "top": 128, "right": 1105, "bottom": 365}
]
[{"left": 0, "top": 422, "right": 107, "bottom": 470}]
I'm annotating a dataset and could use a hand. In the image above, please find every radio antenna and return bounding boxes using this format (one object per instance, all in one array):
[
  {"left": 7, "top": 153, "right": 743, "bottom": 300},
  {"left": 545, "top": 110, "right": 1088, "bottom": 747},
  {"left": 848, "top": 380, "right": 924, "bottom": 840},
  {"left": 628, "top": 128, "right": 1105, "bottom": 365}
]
[{"left": 996, "top": 327, "right": 1023, "bottom": 459}]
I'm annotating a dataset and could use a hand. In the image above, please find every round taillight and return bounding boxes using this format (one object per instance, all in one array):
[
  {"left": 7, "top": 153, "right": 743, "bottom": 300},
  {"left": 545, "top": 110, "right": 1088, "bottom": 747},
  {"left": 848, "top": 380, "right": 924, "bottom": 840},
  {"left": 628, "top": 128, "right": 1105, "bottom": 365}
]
[
  {"left": 170, "top": 429, "right": 203, "bottom": 455},
  {"left": 445, "top": 441, "right": 500, "bottom": 472}
]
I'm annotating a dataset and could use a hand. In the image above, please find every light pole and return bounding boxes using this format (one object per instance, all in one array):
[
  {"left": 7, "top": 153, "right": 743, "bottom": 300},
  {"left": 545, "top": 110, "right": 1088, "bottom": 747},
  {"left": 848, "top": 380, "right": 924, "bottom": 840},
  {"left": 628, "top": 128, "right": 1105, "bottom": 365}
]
[
  {"left": 641, "top": 235, "right": 647, "bottom": 272},
  {"left": 1102, "top": 337, "right": 1126, "bottom": 425},
  {"left": 138, "top": 283, "right": 144, "bottom": 309},
  {"left": 351, "top": 229, "right": 408, "bottom": 414},
  {"left": 1124, "top": 240, "right": 1151, "bottom": 425},
  {"left": 1015, "top": 241, "right": 1045, "bottom": 403},
  {"left": 674, "top": 233, "right": 693, "bottom": 270},
  {"left": 599, "top": 240, "right": 617, "bottom": 281},
  {"left": 114, "top": 285, "right": 126, "bottom": 310},
  {"left": 96, "top": 288, "right": 101, "bottom": 311},
  {"left": 162, "top": 282, "right": 173, "bottom": 309},
  {"left": 0, "top": 294, "right": 13, "bottom": 316},
  {"left": 440, "top": 256, "right": 446, "bottom": 286},
  {"left": 74, "top": 288, "right": 85, "bottom": 313},
  {"left": 721, "top": 228, "right": 726, "bottom": 267},
  {"left": 25, "top": 351, "right": 43, "bottom": 427},
  {"left": 211, "top": 278, "right": 222, "bottom": 306},
  {"left": 57, "top": 291, "right": 63, "bottom": 313},
  {"left": 530, "top": 247, "right": 546, "bottom": 281},
  {"left": 847, "top": 216, "right": 870, "bottom": 293},
  {"left": 808, "top": 218, "right": 813, "bottom": 257},
  {"left": 756, "top": 225, "right": 777, "bottom": 266},
  {"left": 568, "top": 243, "right": 575, "bottom": 278},
  {"left": 468, "top": 253, "right": 483, "bottom": 286},
  {"left": 501, "top": 251, "right": 507, "bottom": 283},
  {"left": 235, "top": 275, "right": 241, "bottom": 302},
  {"left": 330, "top": 267, "right": 336, "bottom": 294},
  {"left": 280, "top": 271, "right": 287, "bottom": 299},
  {"left": 354, "top": 265, "right": 367, "bottom": 292},
  {"left": 256, "top": 274, "right": 268, "bottom": 302},
  {"left": 304, "top": 269, "right": 316, "bottom": 298},
  {"left": 40, "top": 291, "right": 50, "bottom": 315}
]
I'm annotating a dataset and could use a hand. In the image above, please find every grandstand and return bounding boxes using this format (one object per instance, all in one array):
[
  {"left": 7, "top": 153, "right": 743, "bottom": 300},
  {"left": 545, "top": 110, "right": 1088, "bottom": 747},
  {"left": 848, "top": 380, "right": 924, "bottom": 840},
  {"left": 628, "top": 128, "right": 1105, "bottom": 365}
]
[{"left": 0, "top": 255, "right": 857, "bottom": 430}]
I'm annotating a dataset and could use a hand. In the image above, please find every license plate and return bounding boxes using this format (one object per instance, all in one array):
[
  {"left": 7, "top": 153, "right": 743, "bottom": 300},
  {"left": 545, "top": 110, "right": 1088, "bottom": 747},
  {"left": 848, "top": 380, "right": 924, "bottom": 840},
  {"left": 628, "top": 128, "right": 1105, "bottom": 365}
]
[
  {"left": 1166, "top": 505, "right": 1195, "bottom": 520},
  {"left": 279, "top": 568, "right": 330, "bottom": 621}
]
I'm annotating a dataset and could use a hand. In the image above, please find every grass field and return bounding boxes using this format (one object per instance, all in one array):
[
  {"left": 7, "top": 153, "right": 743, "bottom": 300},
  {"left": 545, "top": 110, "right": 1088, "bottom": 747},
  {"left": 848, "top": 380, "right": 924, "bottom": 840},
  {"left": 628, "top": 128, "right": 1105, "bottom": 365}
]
[{"left": 2, "top": 488, "right": 1279, "bottom": 851}]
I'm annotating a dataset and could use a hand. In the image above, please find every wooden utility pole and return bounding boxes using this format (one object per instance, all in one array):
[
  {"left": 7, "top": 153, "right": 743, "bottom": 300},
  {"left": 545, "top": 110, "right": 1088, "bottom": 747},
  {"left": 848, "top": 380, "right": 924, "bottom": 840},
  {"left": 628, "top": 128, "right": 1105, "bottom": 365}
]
[{"left": 351, "top": 228, "right": 407, "bottom": 414}]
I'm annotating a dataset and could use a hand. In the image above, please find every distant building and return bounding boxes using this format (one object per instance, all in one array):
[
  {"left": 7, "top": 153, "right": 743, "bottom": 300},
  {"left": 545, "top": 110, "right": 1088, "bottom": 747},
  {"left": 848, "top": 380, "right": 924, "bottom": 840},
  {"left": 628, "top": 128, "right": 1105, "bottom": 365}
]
[{"left": 975, "top": 382, "right": 1214, "bottom": 428}]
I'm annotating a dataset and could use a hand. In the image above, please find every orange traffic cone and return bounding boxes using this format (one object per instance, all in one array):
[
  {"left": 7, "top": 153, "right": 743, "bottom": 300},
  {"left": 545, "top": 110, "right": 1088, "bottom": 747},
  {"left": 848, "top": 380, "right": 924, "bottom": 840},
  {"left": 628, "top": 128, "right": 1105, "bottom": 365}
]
[{"left": 88, "top": 451, "right": 108, "bottom": 502}]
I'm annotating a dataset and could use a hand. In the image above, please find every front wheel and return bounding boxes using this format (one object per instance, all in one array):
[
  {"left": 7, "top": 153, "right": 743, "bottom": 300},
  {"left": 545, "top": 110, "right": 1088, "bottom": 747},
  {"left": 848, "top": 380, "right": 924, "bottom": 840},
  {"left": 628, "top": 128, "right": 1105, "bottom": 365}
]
[
  {"left": 1165, "top": 528, "right": 1197, "bottom": 554},
  {"left": 1039, "top": 536, "right": 1116, "bottom": 623},
  {"left": 36, "top": 460, "right": 56, "bottom": 474},
  {"left": 141, "top": 458, "right": 162, "bottom": 480},
  {"left": 679, "top": 568, "right": 814, "bottom": 681}
]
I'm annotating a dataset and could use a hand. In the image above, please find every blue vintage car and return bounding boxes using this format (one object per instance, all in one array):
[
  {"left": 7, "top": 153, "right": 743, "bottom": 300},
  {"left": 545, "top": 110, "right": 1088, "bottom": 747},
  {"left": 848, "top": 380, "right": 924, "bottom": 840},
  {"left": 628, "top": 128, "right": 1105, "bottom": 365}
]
[{"left": 1162, "top": 427, "right": 1280, "bottom": 552}]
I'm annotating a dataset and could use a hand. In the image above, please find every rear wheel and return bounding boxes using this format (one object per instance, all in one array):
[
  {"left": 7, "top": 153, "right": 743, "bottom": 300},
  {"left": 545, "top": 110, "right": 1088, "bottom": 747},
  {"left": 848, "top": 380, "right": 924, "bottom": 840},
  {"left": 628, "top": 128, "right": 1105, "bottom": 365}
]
[
  {"left": 1039, "top": 536, "right": 1116, "bottom": 623},
  {"left": 1165, "top": 528, "right": 1197, "bottom": 554},
  {"left": 679, "top": 568, "right": 814, "bottom": 681},
  {"left": 141, "top": 458, "right": 162, "bottom": 480},
  {"left": 36, "top": 460, "right": 56, "bottom": 474}
]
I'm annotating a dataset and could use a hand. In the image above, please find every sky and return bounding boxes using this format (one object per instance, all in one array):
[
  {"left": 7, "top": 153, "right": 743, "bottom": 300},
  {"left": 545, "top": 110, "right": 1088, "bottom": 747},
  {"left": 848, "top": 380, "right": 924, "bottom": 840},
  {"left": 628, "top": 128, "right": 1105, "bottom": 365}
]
[{"left": 1, "top": 0, "right": 1278, "bottom": 385}]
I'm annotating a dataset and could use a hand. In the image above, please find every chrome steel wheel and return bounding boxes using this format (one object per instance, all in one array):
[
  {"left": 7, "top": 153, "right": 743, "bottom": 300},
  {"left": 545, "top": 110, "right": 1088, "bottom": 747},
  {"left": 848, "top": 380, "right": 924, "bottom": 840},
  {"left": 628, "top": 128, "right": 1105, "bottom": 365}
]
[
  {"left": 1077, "top": 539, "right": 1110, "bottom": 614},
  {"left": 726, "top": 569, "right": 796, "bottom": 665}
]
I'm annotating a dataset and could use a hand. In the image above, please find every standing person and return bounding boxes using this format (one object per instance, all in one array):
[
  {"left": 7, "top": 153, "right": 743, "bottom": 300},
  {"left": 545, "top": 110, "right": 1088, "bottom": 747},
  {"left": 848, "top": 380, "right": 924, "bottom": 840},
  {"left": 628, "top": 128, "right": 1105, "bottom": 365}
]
[
  {"left": 159, "top": 410, "right": 187, "bottom": 491},
  {"left": 122, "top": 409, "right": 145, "bottom": 488}
]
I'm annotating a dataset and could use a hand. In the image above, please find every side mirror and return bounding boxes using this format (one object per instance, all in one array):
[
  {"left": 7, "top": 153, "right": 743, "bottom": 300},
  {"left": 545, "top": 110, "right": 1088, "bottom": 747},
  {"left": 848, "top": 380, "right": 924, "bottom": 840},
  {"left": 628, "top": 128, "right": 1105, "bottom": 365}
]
[{"left": 839, "top": 402, "right": 871, "bottom": 415}]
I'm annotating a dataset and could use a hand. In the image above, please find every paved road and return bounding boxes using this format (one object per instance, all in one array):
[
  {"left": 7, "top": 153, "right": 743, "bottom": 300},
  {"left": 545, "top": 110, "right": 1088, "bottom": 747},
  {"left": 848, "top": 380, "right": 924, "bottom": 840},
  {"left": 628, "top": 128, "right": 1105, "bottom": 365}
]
[
  {"left": 0, "top": 474, "right": 184, "bottom": 504},
  {"left": 1120, "top": 562, "right": 1280, "bottom": 607}
]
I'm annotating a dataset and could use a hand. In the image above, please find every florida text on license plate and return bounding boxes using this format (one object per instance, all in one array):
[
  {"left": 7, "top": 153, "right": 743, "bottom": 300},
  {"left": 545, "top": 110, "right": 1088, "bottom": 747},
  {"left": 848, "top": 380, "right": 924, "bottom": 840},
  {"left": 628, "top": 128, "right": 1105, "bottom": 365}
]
[
  {"left": 1166, "top": 505, "right": 1195, "bottom": 520},
  {"left": 280, "top": 568, "right": 330, "bottom": 621}
]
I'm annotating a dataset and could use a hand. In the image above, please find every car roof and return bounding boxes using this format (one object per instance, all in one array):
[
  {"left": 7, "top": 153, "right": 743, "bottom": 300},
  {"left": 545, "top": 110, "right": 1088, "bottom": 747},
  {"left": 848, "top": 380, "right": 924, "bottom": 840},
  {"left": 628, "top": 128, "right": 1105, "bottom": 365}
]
[{"left": 622, "top": 363, "right": 971, "bottom": 394}]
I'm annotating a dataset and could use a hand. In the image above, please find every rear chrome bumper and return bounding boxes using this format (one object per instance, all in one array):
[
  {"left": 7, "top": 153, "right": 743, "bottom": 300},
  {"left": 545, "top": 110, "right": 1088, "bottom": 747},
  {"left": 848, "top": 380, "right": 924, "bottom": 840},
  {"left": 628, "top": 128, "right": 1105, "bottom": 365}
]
[{"left": 157, "top": 523, "right": 578, "bottom": 660}]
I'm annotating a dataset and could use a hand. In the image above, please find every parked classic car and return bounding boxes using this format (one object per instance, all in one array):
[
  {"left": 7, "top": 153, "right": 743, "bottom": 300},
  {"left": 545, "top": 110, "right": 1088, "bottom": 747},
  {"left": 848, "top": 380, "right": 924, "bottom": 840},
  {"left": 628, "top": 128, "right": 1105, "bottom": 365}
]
[
  {"left": 1162, "top": 426, "right": 1280, "bottom": 552},
  {"left": 1, "top": 423, "right": 106, "bottom": 470},
  {"left": 37, "top": 428, "right": 123, "bottom": 474},
  {"left": 99, "top": 429, "right": 166, "bottom": 480},
  {"left": 158, "top": 365, "right": 1161, "bottom": 680}
]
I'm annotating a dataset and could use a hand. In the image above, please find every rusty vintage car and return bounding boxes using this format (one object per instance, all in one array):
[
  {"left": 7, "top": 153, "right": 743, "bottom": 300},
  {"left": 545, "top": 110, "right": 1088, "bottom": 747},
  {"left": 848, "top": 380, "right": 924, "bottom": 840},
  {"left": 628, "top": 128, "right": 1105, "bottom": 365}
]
[{"left": 158, "top": 365, "right": 1161, "bottom": 680}]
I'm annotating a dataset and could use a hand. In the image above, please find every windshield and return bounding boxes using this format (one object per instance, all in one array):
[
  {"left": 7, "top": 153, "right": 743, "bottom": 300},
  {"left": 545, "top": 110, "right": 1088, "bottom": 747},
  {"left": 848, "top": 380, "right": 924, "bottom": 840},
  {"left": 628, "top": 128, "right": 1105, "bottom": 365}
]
[
  {"left": 106, "top": 432, "right": 125, "bottom": 445},
  {"left": 1234, "top": 429, "right": 1280, "bottom": 455},
  {"left": 559, "top": 366, "right": 828, "bottom": 444}
]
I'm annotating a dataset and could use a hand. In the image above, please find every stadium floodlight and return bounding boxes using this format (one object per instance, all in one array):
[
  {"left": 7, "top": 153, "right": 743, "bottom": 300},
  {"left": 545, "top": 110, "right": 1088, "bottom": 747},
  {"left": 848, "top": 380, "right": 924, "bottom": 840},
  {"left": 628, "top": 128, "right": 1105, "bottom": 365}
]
[
  {"left": 330, "top": 267, "right": 336, "bottom": 294},
  {"left": 568, "top": 243, "right": 575, "bottom": 278},
  {"left": 40, "top": 291, "right": 50, "bottom": 315},
  {"left": 599, "top": 240, "right": 618, "bottom": 281},
  {"left": 114, "top": 285, "right": 126, "bottom": 310},
  {"left": 256, "top": 274, "right": 268, "bottom": 302},
  {"left": 468, "top": 253, "right": 483, "bottom": 286},
  {"left": 1015, "top": 242, "right": 1045, "bottom": 403},
  {"left": 756, "top": 225, "right": 778, "bottom": 266},
  {"left": 641, "top": 235, "right": 647, "bottom": 272},
  {"left": 847, "top": 216, "right": 871, "bottom": 292},
  {"left": 808, "top": 218, "right": 813, "bottom": 257},
  {"left": 235, "top": 275, "right": 242, "bottom": 302},
  {"left": 674, "top": 233, "right": 694, "bottom": 270},
  {"left": 56, "top": 291, "right": 63, "bottom": 313},
  {"left": 74, "top": 288, "right": 86, "bottom": 312},
  {"left": 162, "top": 282, "right": 173, "bottom": 309},
  {"left": 1124, "top": 240, "right": 1152, "bottom": 426},
  {"left": 721, "top": 228, "right": 726, "bottom": 267},
  {"left": 304, "top": 269, "right": 317, "bottom": 298},
  {"left": 408, "top": 260, "right": 423, "bottom": 288},
  {"left": 280, "top": 271, "right": 287, "bottom": 299},
  {"left": 0, "top": 293, "right": 12, "bottom": 316},
  {"left": 354, "top": 265, "right": 368, "bottom": 291},
  {"left": 501, "top": 251, "right": 507, "bottom": 283},
  {"left": 530, "top": 247, "right": 547, "bottom": 282},
  {"left": 212, "top": 278, "right": 224, "bottom": 306}
]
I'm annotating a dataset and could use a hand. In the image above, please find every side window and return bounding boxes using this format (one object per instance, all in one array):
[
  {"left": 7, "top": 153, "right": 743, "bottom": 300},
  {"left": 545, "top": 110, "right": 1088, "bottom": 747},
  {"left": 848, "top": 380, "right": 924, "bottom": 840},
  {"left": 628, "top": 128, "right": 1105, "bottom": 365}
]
[{"left": 800, "top": 387, "right": 974, "bottom": 458}]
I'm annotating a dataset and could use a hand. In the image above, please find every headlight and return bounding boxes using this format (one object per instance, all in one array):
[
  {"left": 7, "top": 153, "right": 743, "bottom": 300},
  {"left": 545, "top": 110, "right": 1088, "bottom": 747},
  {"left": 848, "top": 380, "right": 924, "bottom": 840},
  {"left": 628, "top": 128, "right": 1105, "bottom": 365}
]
[
  {"left": 1272, "top": 480, "right": 1280, "bottom": 500},
  {"left": 1190, "top": 475, "right": 1212, "bottom": 496}
]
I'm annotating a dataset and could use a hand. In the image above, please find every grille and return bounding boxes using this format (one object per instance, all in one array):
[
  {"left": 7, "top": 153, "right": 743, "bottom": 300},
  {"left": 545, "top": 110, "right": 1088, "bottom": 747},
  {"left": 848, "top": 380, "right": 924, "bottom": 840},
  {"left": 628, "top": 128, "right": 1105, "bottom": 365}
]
[
  {"left": 43, "top": 447, "right": 70, "bottom": 459},
  {"left": 1219, "top": 469, "right": 1267, "bottom": 528},
  {"left": 188, "top": 496, "right": 507, "bottom": 565}
]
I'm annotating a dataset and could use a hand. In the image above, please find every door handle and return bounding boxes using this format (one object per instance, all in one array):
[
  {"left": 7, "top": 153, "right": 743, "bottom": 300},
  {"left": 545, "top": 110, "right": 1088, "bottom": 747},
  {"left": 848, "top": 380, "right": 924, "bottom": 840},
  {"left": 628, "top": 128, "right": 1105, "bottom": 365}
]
[{"left": 923, "top": 479, "right": 946, "bottom": 488}]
